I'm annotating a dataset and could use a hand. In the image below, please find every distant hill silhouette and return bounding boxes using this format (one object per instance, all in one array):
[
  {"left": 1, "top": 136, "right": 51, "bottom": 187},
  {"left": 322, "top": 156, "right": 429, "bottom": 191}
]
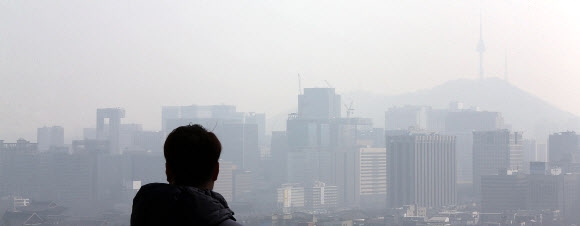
[
  {"left": 268, "top": 78, "right": 579, "bottom": 140},
  {"left": 349, "top": 78, "right": 579, "bottom": 139}
]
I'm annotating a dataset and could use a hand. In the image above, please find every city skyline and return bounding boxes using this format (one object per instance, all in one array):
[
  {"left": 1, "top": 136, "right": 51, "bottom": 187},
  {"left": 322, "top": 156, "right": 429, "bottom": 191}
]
[
  {"left": 2, "top": 1, "right": 580, "bottom": 225},
  {"left": 2, "top": 1, "right": 580, "bottom": 141}
]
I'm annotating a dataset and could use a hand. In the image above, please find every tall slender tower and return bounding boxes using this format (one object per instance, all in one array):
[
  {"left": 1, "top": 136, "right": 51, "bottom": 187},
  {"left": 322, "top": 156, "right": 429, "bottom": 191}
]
[
  {"left": 504, "top": 49, "right": 508, "bottom": 82},
  {"left": 477, "top": 9, "right": 485, "bottom": 80}
]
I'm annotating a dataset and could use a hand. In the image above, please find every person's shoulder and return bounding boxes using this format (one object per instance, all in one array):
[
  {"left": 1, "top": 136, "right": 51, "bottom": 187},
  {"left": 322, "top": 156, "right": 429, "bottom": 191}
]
[
  {"left": 137, "top": 183, "right": 182, "bottom": 195},
  {"left": 131, "top": 183, "right": 183, "bottom": 225},
  {"left": 218, "top": 219, "right": 243, "bottom": 226},
  {"left": 133, "top": 183, "right": 182, "bottom": 207},
  {"left": 138, "top": 182, "right": 173, "bottom": 191}
]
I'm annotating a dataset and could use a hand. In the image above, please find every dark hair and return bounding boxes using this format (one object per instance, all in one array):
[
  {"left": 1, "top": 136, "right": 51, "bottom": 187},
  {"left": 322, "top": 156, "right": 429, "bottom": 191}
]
[{"left": 164, "top": 124, "right": 222, "bottom": 186}]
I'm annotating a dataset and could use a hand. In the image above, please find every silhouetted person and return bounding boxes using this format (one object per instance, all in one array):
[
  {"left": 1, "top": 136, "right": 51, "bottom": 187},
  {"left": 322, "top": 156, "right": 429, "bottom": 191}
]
[{"left": 131, "top": 124, "right": 242, "bottom": 226}]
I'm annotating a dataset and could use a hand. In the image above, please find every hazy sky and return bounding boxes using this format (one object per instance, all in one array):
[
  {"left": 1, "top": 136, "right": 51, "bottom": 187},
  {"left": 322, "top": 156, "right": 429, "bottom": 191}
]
[{"left": 2, "top": 1, "right": 580, "bottom": 141}]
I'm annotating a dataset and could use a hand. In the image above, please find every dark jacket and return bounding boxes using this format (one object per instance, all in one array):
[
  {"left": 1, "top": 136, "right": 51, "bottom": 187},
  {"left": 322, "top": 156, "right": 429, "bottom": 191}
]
[{"left": 131, "top": 183, "right": 241, "bottom": 226}]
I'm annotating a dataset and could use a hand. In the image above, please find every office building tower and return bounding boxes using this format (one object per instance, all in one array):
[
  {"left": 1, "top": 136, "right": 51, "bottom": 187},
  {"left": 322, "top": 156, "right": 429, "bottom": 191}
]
[
  {"left": 161, "top": 105, "right": 264, "bottom": 169},
  {"left": 96, "top": 108, "right": 125, "bottom": 154},
  {"left": 286, "top": 114, "right": 329, "bottom": 149},
  {"left": 117, "top": 124, "right": 143, "bottom": 152},
  {"left": 548, "top": 131, "right": 580, "bottom": 165},
  {"left": 522, "top": 139, "right": 538, "bottom": 173},
  {"left": 269, "top": 131, "right": 289, "bottom": 186},
  {"left": 480, "top": 170, "right": 528, "bottom": 213},
  {"left": 333, "top": 150, "right": 357, "bottom": 206},
  {"left": 330, "top": 117, "right": 374, "bottom": 149},
  {"left": 473, "top": 130, "right": 523, "bottom": 194},
  {"left": 426, "top": 109, "right": 448, "bottom": 132},
  {"left": 51, "top": 152, "right": 100, "bottom": 211},
  {"left": 0, "top": 139, "right": 42, "bottom": 198},
  {"left": 385, "top": 106, "right": 430, "bottom": 130},
  {"left": 233, "top": 170, "right": 253, "bottom": 202},
  {"left": 298, "top": 88, "right": 341, "bottom": 120},
  {"left": 37, "top": 126, "right": 64, "bottom": 152},
  {"left": 72, "top": 139, "right": 109, "bottom": 154},
  {"left": 233, "top": 170, "right": 256, "bottom": 203},
  {"left": 306, "top": 181, "right": 338, "bottom": 210},
  {"left": 530, "top": 162, "right": 549, "bottom": 175},
  {"left": 445, "top": 111, "right": 504, "bottom": 132},
  {"left": 277, "top": 184, "right": 305, "bottom": 213},
  {"left": 387, "top": 133, "right": 456, "bottom": 208},
  {"left": 286, "top": 150, "right": 333, "bottom": 185},
  {"left": 245, "top": 112, "right": 267, "bottom": 146},
  {"left": 218, "top": 123, "right": 259, "bottom": 171},
  {"left": 357, "top": 147, "right": 387, "bottom": 209},
  {"left": 127, "top": 151, "right": 165, "bottom": 185},
  {"left": 529, "top": 173, "right": 580, "bottom": 224},
  {"left": 536, "top": 143, "right": 548, "bottom": 162},
  {"left": 332, "top": 150, "right": 383, "bottom": 208},
  {"left": 161, "top": 105, "right": 265, "bottom": 139},
  {"left": 162, "top": 105, "right": 240, "bottom": 134},
  {"left": 214, "top": 161, "right": 235, "bottom": 202},
  {"left": 132, "top": 131, "right": 164, "bottom": 152},
  {"left": 445, "top": 110, "right": 504, "bottom": 184}
]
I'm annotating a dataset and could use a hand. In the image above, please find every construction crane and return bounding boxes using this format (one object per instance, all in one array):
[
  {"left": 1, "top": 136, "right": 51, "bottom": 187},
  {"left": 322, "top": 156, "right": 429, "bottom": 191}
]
[
  {"left": 324, "top": 80, "right": 333, "bottom": 88},
  {"left": 344, "top": 101, "right": 354, "bottom": 118}
]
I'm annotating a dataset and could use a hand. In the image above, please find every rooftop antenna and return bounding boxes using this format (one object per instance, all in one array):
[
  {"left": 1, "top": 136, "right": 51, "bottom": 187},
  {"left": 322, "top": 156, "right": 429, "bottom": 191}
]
[
  {"left": 477, "top": 2, "right": 486, "bottom": 80},
  {"left": 298, "top": 73, "right": 302, "bottom": 95}
]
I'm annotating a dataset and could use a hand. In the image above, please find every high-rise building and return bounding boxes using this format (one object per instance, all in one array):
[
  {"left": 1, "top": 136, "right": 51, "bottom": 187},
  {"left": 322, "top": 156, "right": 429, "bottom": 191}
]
[
  {"left": 480, "top": 167, "right": 580, "bottom": 224},
  {"left": 233, "top": 170, "right": 253, "bottom": 202},
  {"left": 217, "top": 123, "right": 259, "bottom": 171},
  {"left": 96, "top": 108, "right": 125, "bottom": 154},
  {"left": 161, "top": 105, "right": 264, "bottom": 136},
  {"left": 245, "top": 112, "right": 267, "bottom": 146},
  {"left": 37, "top": 126, "right": 64, "bottom": 152},
  {"left": 357, "top": 147, "right": 387, "bottom": 209},
  {"left": 118, "top": 124, "right": 143, "bottom": 152},
  {"left": 522, "top": 139, "right": 538, "bottom": 173},
  {"left": 385, "top": 106, "right": 430, "bottom": 130},
  {"left": 298, "top": 88, "right": 341, "bottom": 120},
  {"left": 332, "top": 148, "right": 387, "bottom": 208},
  {"left": 306, "top": 181, "right": 338, "bottom": 210},
  {"left": 529, "top": 173, "right": 580, "bottom": 224},
  {"left": 286, "top": 115, "right": 329, "bottom": 149},
  {"left": 387, "top": 132, "right": 456, "bottom": 208},
  {"left": 480, "top": 170, "right": 528, "bottom": 213},
  {"left": 445, "top": 111, "right": 504, "bottom": 132},
  {"left": 286, "top": 149, "right": 333, "bottom": 185},
  {"left": 268, "top": 131, "right": 289, "bottom": 184},
  {"left": 132, "top": 131, "right": 164, "bottom": 152},
  {"left": 162, "top": 105, "right": 240, "bottom": 135},
  {"left": 161, "top": 105, "right": 264, "bottom": 170},
  {"left": 330, "top": 117, "right": 374, "bottom": 149},
  {"left": 277, "top": 183, "right": 305, "bottom": 213},
  {"left": 445, "top": 110, "right": 504, "bottom": 185},
  {"left": 548, "top": 131, "right": 580, "bottom": 165},
  {"left": 333, "top": 150, "right": 357, "bottom": 206},
  {"left": 126, "top": 151, "right": 165, "bottom": 185},
  {"left": 214, "top": 161, "right": 235, "bottom": 203},
  {"left": 472, "top": 130, "right": 523, "bottom": 194},
  {"left": 0, "top": 139, "right": 42, "bottom": 198}
]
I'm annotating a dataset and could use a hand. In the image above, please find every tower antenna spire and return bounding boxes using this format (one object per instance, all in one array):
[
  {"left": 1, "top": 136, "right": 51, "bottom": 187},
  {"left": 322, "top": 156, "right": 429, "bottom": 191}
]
[
  {"left": 477, "top": 3, "right": 485, "bottom": 80},
  {"left": 504, "top": 49, "right": 508, "bottom": 82}
]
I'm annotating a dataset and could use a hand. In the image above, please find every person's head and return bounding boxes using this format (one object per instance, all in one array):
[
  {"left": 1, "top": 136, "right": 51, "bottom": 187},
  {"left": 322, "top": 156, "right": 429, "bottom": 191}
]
[{"left": 164, "top": 124, "right": 222, "bottom": 189}]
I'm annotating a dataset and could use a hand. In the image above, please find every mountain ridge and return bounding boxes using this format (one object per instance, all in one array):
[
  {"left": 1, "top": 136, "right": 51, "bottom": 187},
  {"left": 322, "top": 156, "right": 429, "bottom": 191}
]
[
  {"left": 268, "top": 78, "right": 578, "bottom": 140},
  {"left": 348, "top": 78, "right": 578, "bottom": 139}
]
